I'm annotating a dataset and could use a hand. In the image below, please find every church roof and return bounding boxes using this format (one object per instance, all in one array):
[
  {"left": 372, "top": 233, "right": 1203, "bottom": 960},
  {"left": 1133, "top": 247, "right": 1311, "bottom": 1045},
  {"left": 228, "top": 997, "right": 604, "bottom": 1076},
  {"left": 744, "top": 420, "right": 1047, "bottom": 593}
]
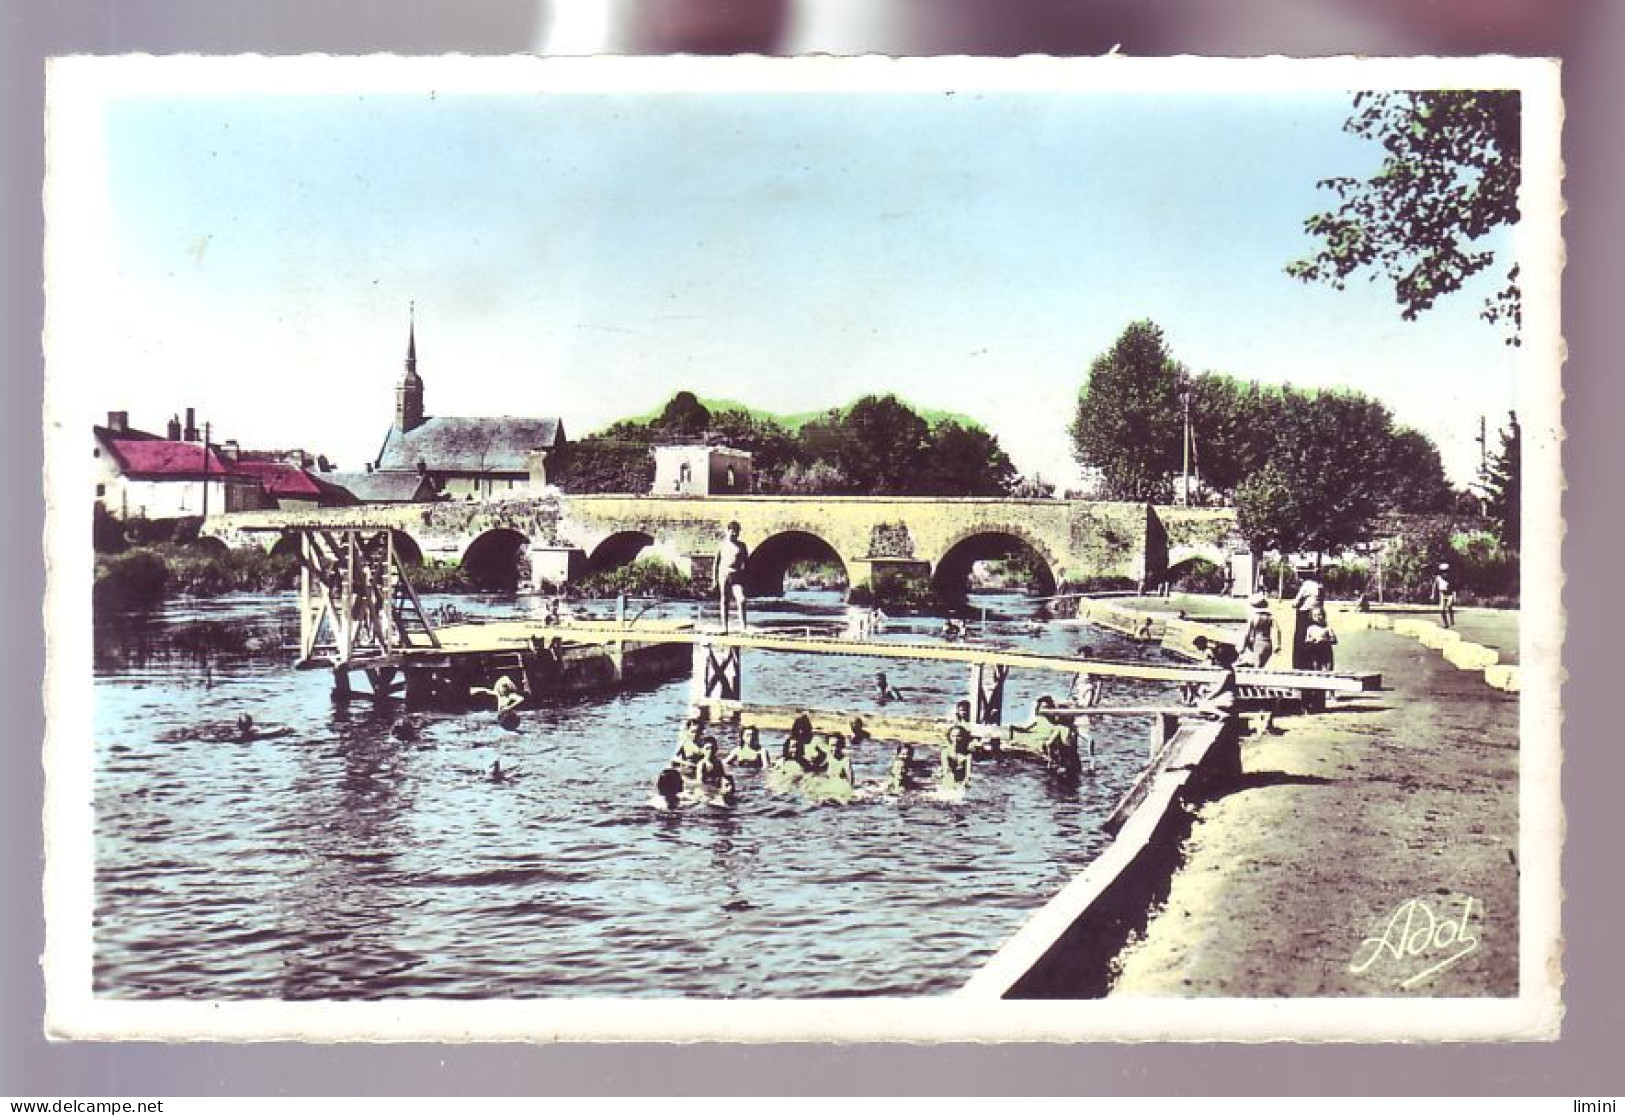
[{"left": 375, "top": 416, "right": 565, "bottom": 475}]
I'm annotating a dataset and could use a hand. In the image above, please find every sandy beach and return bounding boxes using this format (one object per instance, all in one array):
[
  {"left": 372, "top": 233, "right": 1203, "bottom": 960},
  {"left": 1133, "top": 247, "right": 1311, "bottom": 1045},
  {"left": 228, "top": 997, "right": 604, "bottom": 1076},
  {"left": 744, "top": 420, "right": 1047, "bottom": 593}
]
[{"left": 1106, "top": 613, "right": 1522, "bottom": 998}]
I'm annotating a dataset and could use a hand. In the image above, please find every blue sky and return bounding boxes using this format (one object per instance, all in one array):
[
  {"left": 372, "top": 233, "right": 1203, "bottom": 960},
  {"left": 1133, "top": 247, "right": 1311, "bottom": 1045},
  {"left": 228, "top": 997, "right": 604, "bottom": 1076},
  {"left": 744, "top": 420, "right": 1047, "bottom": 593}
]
[{"left": 64, "top": 71, "right": 1519, "bottom": 487}]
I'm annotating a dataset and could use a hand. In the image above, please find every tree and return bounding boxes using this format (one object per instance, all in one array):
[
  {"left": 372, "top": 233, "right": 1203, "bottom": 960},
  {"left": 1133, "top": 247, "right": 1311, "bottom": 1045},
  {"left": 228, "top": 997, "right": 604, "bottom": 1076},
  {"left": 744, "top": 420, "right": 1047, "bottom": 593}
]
[
  {"left": 1376, "top": 426, "right": 1457, "bottom": 513},
  {"left": 815, "top": 395, "right": 932, "bottom": 495},
  {"left": 1288, "top": 91, "right": 1522, "bottom": 344},
  {"left": 917, "top": 420, "right": 1017, "bottom": 497},
  {"left": 1070, "top": 321, "right": 1183, "bottom": 501},
  {"left": 655, "top": 391, "right": 711, "bottom": 438},
  {"left": 705, "top": 409, "right": 801, "bottom": 489},
  {"left": 1483, "top": 411, "right": 1521, "bottom": 549},
  {"left": 1187, "top": 374, "right": 1281, "bottom": 499},
  {"left": 1234, "top": 461, "right": 1301, "bottom": 558}
]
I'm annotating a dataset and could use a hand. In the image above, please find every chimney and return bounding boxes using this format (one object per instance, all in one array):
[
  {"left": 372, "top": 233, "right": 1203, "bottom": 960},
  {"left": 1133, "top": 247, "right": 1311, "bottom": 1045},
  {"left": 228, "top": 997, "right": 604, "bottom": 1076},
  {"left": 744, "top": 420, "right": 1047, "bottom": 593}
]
[
  {"left": 183, "top": 408, "right": 198, "bottom": 442},
  {"left": 526, "top": 448, "right": 550, "bottom": 489},
  {"left": 106, "top": 411, "right": 129, "bottom": 434},
  {"left": 166, "top": 414, "right": 181, "bottom": 440},
  {"left": 219, "top": 440, "right": 240, "bottom": 462}
]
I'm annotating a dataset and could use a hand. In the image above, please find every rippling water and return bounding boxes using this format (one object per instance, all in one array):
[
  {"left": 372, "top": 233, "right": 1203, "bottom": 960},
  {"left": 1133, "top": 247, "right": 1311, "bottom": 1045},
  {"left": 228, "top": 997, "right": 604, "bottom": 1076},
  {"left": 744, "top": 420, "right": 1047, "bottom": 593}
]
[{"left": 94, "top": 590, "right": 1178, "bottom": 999}]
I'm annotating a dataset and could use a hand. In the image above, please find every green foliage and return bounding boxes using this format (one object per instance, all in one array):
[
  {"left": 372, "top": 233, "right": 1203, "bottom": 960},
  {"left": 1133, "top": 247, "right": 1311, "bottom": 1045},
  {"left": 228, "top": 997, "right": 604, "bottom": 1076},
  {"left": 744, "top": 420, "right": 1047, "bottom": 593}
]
[
  {"left": 655, "top": 391, "right": 711, "bottom": 437},
  {"left": 917, "top": 420, "right": 1017, "bottom": 497},
  {"left": 570, "top": 556, "right": 703, "bottom": 601},
  {"left": 819, "top": 394, "right": 933, "bottom": 495},
  {"left": 1234, "top": 462, "right": 1300, "bottom": 555},
  {"left": 1379, "top": 426, "right": 1457, "bottom": 514},
  {"left": 1483, "top": 413, "right": 1521, "bottom": 550},
  {"left": 93, "top": 504, "right": 127, "bottom": 554},
  {"left": 548, "top": 436, "right": 655, "bottom": 493},
  {"left": 774, "top": 459, "right": 852, "bottom": 494},
  {"left": 1288, "top": 90, "right": 1522, "bottom": 343},
  {"left": 93, "top": 544, "right": 299, "bottom": 610},
  {"left": 849, "top": 567, "right": 935, "bottom": 609},
  {"left": 1380, "top": 527, "right": 1517, "bottom": 604},
  {"left": 1070, "top": 320, "right": 1182, "bottom": 501},
  {"left": 408, "top": 561, "right": 476, "bottom": 593},
  {"left": 1166, "top": 557, "right": 1226, "bottom": 595},
  {"left": 93, "top": 549, "right": 169, "bottom": 610}
]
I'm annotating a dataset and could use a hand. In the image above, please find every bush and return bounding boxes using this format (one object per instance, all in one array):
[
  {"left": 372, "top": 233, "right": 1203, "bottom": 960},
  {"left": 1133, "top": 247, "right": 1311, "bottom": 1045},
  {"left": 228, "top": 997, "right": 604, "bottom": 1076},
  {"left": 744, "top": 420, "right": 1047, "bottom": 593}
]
[
  {"left": 1166, "top": 558, "right": 1226, "bottom": 594},
  {"left": 570, "top": 556, "right": 703, "bottom": 600},
  {"left": 849, "top": 567, "right": 935, "bottom": 610},
  {"left": 93, "top": 549, "right": 169, "bottom": 610}
]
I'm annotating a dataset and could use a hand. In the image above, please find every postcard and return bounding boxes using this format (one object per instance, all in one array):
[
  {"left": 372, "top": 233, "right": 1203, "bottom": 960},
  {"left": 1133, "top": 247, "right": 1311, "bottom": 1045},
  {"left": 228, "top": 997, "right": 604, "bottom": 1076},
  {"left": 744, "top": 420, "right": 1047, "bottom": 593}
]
[{"left": 42, "top": 53, "right": 1563, "bottom": 1041}]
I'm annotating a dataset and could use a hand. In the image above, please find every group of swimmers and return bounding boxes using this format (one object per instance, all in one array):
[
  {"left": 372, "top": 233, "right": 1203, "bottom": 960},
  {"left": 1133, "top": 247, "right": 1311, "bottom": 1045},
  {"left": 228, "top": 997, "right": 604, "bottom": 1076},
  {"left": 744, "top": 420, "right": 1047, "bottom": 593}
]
[{"left": 652, "top": 690, "right": 1093, "bottom": 810}]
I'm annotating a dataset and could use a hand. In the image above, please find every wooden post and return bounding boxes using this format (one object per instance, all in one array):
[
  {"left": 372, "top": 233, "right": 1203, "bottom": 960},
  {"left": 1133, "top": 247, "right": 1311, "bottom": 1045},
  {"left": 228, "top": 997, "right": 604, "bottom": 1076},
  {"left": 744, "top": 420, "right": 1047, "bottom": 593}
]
[
  {"left": 969, "top": 662, "right": 1008, "bottom": 725},
  {"left": 691, "top": 640, "right": 743, "bottom": 704}
]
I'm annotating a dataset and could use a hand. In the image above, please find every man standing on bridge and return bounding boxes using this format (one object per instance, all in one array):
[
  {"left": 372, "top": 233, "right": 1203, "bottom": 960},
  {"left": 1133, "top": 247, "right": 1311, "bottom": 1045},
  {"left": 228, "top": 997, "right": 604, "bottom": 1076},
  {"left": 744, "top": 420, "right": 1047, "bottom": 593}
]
[{"left": 716, "top": 520, "right": 750, "bottom": 633}]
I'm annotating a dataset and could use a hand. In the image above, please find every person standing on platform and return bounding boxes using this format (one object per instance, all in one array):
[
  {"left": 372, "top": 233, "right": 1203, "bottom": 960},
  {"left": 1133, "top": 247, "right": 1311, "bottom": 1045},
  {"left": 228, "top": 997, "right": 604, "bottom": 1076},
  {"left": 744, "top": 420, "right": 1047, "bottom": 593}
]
[{"left": 716, "top": 520, "right": 750, "bottom": 634}]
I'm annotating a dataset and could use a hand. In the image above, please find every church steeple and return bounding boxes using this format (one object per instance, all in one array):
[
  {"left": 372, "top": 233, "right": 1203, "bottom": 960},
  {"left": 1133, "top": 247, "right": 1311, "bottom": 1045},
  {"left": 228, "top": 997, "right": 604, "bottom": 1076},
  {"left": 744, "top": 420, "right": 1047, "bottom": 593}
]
[{"left": 396, "top": 302, "right": 425, "bottom": 432}]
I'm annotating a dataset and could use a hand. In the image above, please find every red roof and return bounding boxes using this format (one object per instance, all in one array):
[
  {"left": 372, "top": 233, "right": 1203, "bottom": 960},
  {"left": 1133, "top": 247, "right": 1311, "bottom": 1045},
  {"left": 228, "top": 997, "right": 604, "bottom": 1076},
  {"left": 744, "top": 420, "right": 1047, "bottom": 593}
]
[
  {"left": 108, "top": 439, "right": 240, "bottom": 479},
  {"left": 228, "top": 458, "right": 324, "bottom": 498}
]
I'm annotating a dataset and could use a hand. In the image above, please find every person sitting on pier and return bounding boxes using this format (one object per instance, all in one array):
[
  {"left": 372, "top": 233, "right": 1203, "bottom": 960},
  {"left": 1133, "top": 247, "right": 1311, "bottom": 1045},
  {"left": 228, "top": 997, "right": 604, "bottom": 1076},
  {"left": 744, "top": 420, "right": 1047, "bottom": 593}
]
[
  {"left": 941, "top": 725, "right": 974, "bottom": 792},
  {"left": 727, "top": 726, "right": 769, "bottom": 769},
  {"left": 875, "top": 671, "right": 907, "bottom": 703},
  {"left": 943, "top": 617, "right": 968, "bottom": 642},
  {"left": 1193, "top": 642, "right": 1240, "bottom": 719},
  {"left": 1007, "top": 695, "right": 1059, "bottom": 755},
  {"left": 886, "top": 742, "right": 916, "bottom": 794}
]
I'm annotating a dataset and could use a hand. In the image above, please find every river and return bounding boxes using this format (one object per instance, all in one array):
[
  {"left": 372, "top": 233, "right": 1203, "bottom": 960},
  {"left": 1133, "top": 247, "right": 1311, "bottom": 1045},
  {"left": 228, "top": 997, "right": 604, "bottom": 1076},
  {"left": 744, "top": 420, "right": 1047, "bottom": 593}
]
[{"left": 93, "top": 589, "right": 1180, "bottom": 999}]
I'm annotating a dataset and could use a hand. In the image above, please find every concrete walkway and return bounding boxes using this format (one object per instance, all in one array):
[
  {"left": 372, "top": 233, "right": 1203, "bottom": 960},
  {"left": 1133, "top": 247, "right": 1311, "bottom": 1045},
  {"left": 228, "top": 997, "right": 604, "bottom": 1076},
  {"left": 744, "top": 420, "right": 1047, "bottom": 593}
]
[{"left": 1104, "top": 621, "right": 1523, "bottom": 998}]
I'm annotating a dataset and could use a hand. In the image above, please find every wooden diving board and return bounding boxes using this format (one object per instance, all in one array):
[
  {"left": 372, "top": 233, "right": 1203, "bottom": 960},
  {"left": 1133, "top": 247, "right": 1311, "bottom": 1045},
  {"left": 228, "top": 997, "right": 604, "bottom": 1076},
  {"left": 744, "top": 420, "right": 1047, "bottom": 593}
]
[{"left": 540, "top": 624, "right": 1382, "bottom": 695}]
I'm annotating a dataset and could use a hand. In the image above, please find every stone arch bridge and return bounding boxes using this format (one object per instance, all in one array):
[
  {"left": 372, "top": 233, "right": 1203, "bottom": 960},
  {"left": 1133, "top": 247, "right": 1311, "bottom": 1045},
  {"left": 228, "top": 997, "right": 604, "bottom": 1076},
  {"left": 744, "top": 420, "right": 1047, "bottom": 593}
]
[{"left": 203, "top": 494, "right": 1240, "bottom": 597}]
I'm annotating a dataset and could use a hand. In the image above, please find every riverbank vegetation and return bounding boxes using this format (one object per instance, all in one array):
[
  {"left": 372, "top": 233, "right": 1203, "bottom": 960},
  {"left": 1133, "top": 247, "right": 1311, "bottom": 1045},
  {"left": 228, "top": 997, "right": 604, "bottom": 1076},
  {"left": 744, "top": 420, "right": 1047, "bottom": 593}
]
[{"left": 550, "top": 390, "right": 1031, "bottom": 497}]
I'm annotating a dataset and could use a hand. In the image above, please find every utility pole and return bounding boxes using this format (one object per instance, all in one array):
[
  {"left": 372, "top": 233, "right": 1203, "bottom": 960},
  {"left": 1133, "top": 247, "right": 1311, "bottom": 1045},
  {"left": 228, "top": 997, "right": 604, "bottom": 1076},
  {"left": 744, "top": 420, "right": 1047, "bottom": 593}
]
[
  {"left": 201, "top": 421, "right": 210, "bottom": 518},
  {"left": 1177, "top": 368, "right": 1193, "bottom": 507}
]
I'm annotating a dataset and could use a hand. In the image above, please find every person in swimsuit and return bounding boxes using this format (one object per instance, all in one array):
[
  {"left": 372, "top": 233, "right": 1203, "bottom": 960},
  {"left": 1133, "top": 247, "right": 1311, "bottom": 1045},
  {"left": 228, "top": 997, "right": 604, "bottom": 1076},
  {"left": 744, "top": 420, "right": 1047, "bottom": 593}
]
[
  {"left": 825, "top": 734, "right": 854, "bottom": 787},
  {"left": 1434, "top": 562, "right": 1457, "bottom": 629},
  {"left": 941, "top": 725, "right": 973, "bottom": 792},
  {"left": 726, "top": 725, "right": 769, "bottom": 768},
  {"left": 886, "top": 742, "right": 916, "bottom": 793},
  {"left": 716, "top": 521, "right": 750, "bottom": 633}
]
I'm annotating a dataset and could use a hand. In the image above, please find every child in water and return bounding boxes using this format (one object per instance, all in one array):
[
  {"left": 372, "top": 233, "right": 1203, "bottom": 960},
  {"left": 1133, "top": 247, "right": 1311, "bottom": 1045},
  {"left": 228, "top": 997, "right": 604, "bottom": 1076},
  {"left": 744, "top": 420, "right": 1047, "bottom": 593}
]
[
  {"left": 941, "top": 725, "right": 973, "bottom": 793},
  {"left": 825, "top": 734, "right": 854, "bottom": 787},
  {"left": 875, "top": 671, "right": 906, "bottom": 703},
  {"left": 886, "top": 743, "right": 916, "bottom": 794},
  {"left": 654, "top": 764, "right": 684, "bottom": 810}
]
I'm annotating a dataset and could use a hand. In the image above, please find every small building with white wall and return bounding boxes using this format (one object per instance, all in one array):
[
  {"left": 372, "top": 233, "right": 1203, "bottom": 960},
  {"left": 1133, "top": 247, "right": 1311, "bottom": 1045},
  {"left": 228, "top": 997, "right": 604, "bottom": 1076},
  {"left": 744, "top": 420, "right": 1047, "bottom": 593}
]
[{"left": 652, "top": 444, "right": 752, "bottom": 496}]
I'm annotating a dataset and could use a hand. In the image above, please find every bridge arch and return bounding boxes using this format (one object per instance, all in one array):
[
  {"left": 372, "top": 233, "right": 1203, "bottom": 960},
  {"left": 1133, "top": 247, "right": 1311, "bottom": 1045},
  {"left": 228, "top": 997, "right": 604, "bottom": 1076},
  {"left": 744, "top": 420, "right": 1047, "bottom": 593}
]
[
  {"left": 461, "top": 528, "right": 530, "bottom": 591},
  {"left": 744, "top": 530, "right": 848, "bottom": 596},
  {"left": 931, "top": 527, "right": 1059, "bottom": 601},
  {"left": 585, "top": 530, "right": 655, "bottom": 576}
]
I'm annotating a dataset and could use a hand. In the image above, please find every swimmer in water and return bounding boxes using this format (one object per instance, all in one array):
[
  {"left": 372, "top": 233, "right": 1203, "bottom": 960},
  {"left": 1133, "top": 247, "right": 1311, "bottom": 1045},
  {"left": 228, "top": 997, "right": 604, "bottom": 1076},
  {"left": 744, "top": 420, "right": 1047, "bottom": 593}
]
[
  {"left": 886, "top": 742, "right": 916, "bottom": 794},
  {"left": 654, "top": 764, "right": 684, "bottom": 809},
  {"left": 875, "top": 671, "right": 906, "bottom": 703},
  {"left": 801, "top": 733, "right": 831, "bottom": 776},
  {"left": 236, "top": 713, "right": 255, "bottom": 740},
  {"left": 489, "top": 759, "right": 512, "bottom": 783},
  {"left": 941, "top": 725, "right": 973, "bottom": 792},
  {"left": 826, "top": 733, "right": 854, "bottom": 787},
  {"left": 673, "top": 717, "right": 706, "bottom": 773},
  {"left": 470, "top": 674, "right": 526, "bottom": 715},
  {"left": 695, "top": 738, "right": 727, "bottom": 789},
  {"left": 726, "top": 725, "right": 769, "bottom": 768},
  {"left": 848, "top": 717, "right": 871, "bottom": 747}
]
